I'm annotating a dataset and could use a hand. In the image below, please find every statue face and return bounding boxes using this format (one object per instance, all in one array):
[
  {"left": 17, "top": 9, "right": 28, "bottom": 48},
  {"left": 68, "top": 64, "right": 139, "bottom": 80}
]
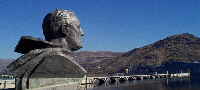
[
  {"left": 42, "top": 10, "right": 84, "bottom": 51},
  {"left": 57, "top": 10, "right": 84, "bottom": 51}
]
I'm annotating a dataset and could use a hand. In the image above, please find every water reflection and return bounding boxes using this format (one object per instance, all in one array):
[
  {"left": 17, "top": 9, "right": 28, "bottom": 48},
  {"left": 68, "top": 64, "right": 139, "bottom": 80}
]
[{"left": 84, "top": 78, "right": 200, "bottom": 90}]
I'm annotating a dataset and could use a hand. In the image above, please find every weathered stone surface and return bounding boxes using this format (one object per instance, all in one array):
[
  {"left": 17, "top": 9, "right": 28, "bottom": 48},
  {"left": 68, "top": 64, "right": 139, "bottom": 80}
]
[
  {"left": 42, "top": 9, "right": 84, "bottom": 51},
  {"left": 31, "top": 54, "right": 86, "bottom": 78},
  {"left": 15, "top": 36, "right": 60, "bottom": 54},
  {"left": 9, "top": 48, "right": 87, "bottom": 90},
  {"left": 9, "top": 48, "right": 86, "bottom": 78}
]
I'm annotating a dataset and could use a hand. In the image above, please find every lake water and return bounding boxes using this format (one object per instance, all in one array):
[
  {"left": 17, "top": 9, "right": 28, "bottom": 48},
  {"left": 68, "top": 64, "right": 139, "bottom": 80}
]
[{"left": 86, "top": 78, "right": 200, "bottom": 90}]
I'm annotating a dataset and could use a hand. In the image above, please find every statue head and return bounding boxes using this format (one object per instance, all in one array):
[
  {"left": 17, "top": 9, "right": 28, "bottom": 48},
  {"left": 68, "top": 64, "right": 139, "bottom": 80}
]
[{"left": 42, "top": 9, "right": 84, "bottom": 51}]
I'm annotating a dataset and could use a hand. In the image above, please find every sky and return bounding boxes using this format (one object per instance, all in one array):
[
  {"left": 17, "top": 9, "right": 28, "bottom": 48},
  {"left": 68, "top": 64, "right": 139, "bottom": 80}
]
[{"left": 0, "top": 0, "right": 200, "bottom": 59}]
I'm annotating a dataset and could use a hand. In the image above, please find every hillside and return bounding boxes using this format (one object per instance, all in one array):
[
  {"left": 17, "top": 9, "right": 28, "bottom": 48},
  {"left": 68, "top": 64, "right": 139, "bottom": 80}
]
[
  {"left": 73, "top": 51, "right": 123, "bottom": 75},
  {"left": 73, "top": 51, "right": 122, "bottom": 64},
  {"left": 103, "top": 33, "right": 200, "bottom": 74}
]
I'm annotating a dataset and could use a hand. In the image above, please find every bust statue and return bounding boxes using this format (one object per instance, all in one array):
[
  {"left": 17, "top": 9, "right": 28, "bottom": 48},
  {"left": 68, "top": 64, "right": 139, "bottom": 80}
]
[
  {"left": 7, "top": 9, "right": 87, "bottom": 90},
  {"left": 42, "top": 9, "right": 84, "bottom": 51}
]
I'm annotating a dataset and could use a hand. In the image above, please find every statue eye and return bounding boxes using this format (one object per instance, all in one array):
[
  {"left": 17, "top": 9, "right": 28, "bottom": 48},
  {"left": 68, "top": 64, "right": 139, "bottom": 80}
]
[
  {"left": 58, "top": 12, "right": 67, "bottom": 17},
  {"left": 62, "top": 14, "right": 67, "bottom": 17}
]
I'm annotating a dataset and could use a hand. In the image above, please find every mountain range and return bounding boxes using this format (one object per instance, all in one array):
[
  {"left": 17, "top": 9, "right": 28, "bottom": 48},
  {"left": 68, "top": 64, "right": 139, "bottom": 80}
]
[{"left": 102, "top": 33, "right": 200, "bottom": 74}]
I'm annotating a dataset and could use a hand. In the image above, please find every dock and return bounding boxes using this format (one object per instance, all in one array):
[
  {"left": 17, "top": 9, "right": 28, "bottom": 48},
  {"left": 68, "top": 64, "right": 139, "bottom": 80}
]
[{"left": 82, "top": 72, "right": 190, "bottom": 85}]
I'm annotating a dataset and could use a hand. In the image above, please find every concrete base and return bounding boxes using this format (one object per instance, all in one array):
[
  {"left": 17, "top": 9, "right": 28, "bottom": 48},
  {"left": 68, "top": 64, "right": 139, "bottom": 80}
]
[
  {"left": 29, "top": 83, "right": 85, "bottom": 90},
  {"left": 16, "top": 77, "right": 86, "bottom": 90}
]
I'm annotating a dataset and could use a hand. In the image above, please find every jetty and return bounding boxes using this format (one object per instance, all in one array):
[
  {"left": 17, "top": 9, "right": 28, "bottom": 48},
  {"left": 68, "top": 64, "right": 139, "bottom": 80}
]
[{"left": 82, "top": 72, "right": 190, "bottom": 86}]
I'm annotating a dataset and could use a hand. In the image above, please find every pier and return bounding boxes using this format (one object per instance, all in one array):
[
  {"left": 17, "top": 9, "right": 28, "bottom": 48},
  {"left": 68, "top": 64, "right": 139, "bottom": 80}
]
[{"left": 82, "top": 73, "right": 190, "bottom": 85}]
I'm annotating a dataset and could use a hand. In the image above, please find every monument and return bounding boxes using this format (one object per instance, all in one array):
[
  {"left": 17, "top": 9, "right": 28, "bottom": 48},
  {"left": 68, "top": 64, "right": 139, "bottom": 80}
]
[{"left": 7, "top": 9, "right": 87, "bottom": 90}]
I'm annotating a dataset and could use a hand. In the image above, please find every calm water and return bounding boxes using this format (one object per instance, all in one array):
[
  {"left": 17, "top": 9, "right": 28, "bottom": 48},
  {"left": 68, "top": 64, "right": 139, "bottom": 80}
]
[{"left": 86, "top": 78, "right": 200, "bottom": 90}]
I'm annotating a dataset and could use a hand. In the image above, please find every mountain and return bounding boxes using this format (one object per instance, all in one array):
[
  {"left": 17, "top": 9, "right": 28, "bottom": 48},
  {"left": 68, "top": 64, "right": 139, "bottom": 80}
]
[
  {"left": 103, "top": 33, "right": 200, "bottom": 74},
  {"left": 73, "top": 51, "right": 123, "bottom": 76},
  {"left": 74, "top": 51, "right": 122, "bottom": 64}
]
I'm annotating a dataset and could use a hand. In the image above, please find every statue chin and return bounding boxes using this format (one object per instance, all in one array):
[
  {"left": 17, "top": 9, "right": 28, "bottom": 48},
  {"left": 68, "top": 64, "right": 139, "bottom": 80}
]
[
  {"left": 71, "top": 47, "right": 81, "bottom": 51},
  {"left": 70, "top": 44, "right": 83, "bottom": 51}
]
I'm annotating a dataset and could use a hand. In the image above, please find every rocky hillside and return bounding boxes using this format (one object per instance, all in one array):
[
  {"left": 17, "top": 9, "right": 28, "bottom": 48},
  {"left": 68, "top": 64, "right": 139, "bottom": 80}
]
[
  {"left": 103, "top": 33, "right": 200, "bottom": 74},
  {"left": 73, "top": 51, "right": 123, "bottom": 75},
  {"left": 73, "top": 51, "right": 122, "bottom": 64}
]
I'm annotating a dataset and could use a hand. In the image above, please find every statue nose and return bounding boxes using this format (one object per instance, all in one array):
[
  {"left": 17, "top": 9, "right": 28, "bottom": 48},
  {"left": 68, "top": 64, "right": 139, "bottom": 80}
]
[{"left": 80, "top": 27, "right": 84, "bottom": 36}]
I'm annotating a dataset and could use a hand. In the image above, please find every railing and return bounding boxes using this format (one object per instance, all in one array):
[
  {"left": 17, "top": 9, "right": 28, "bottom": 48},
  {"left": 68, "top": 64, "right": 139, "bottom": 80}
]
[
  {"left": 82, "top": 72, "right": 191, "bottom": 85},
  {"left": 0, "top": 75, "right": 15, "bottom": 89}
]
